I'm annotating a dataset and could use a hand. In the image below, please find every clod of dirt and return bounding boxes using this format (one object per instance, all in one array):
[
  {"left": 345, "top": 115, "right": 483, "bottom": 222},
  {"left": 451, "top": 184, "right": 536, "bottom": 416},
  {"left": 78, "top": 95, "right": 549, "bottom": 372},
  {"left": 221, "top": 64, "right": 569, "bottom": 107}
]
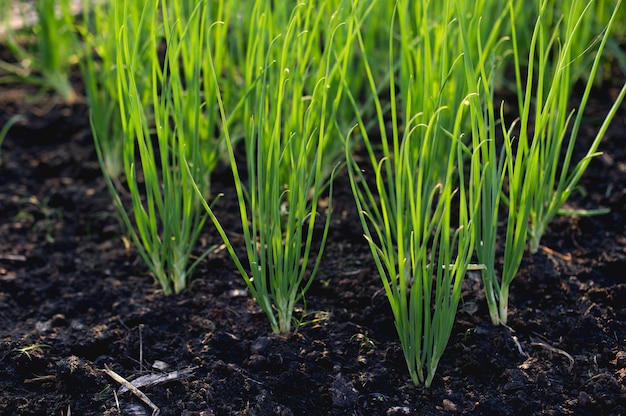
[
  {"left": 329, "top": 374, "right": 359, "bottom": 409},
  {"left": 251, "top": 336, "right": 272, "bottom": 354},
  {"left": 56, "top": 355, "right": 107, "bottom": 395}
]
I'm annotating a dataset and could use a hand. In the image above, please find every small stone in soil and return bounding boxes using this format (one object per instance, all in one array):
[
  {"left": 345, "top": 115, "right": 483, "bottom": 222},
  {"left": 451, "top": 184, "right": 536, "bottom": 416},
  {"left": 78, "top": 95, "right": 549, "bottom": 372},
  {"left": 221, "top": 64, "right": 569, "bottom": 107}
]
[
  {"left": 442, "top": 398, "right": 458, "bottom": 412},
  {"left": 251, "top": 336, "right": 271, "bottom": 354},
  {"left": 386, "top": 406, "right": 412, "bottom": 415}
]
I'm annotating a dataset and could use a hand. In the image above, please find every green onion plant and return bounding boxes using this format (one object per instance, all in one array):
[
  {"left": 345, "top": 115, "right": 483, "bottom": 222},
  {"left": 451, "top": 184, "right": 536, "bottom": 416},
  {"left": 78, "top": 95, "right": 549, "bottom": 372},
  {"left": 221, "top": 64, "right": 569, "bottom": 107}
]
[
  {"left": 344, "top": 0, "right": 476, "bottom": 387},
  {"left": 510, "top": 0, "right": 626, "bottom": 254},
  {"left": 94, "top": 0, "right": 228, "bottom": 295},
  {"left": 78, "top": 0, "right": 159, "bottom": 180},
  {"left": 77, "top": 0, "right": 129, "bottom": 179},
  {"left": 457, "top": 0, "right": 528, "bottom": 326},
  {"left": 462, "top": 0, "right": 625, "bottom": 325},
  {"left": 192, "top": 0, "right": 354, "bottom": 334},
  {"left": 0, "top": 0, "right": 77, "bottom": 103}
]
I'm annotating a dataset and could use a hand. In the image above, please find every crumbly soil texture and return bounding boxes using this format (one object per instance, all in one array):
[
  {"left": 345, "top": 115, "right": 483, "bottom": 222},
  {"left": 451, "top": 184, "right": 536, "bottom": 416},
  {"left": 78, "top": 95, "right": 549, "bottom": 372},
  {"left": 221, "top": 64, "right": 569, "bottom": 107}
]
[{"left": 1, "top": 70, "right": 626, "bottom": 416}]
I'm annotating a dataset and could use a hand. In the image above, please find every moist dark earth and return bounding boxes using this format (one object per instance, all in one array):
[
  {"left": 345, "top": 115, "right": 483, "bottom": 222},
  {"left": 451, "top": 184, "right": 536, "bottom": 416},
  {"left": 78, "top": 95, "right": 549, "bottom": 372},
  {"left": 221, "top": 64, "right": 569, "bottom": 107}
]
[{"left": 1, "top": 67, "right": 625, "bottom": 416}]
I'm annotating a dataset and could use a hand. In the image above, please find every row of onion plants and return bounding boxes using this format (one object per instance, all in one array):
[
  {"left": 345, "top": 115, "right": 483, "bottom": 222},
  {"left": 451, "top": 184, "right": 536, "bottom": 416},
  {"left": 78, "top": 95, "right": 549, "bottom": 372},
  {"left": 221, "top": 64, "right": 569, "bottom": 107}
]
[{"left": 3, "top": 0, "right": 622, "bottom": 386}]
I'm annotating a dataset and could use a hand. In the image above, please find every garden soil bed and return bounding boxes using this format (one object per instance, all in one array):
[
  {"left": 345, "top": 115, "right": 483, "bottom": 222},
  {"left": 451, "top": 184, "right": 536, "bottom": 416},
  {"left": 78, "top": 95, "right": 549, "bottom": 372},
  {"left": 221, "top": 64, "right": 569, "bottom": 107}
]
[{"left": 1, "top": 71, "right": 626, "bottom": 416}]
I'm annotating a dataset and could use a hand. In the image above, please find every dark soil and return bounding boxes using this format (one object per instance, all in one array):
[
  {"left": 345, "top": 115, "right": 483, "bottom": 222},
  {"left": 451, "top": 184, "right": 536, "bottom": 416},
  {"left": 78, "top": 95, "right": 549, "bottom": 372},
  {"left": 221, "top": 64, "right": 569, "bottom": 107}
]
[{"left": 1, "top": 70, "right": 625, "bottom": 416}]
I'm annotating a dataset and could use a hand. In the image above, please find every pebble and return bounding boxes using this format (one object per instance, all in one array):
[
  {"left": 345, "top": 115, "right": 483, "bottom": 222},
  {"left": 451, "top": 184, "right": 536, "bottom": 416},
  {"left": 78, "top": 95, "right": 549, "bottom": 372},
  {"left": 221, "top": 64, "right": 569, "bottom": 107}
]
[
  {"left": 251, "top": 336, "right": 271, "bottom": 354},
  {"left": 442, "top": 398, "right": 458, "bottom": 412},
  {"left": 152, "top": 360, "right": 169, "bottom": 371},
  {"left": 386, "top": 406, "right": 412, "bottom": 415},
  {"left": 123, "top": 403, "right": 148, "bottom": 416}
]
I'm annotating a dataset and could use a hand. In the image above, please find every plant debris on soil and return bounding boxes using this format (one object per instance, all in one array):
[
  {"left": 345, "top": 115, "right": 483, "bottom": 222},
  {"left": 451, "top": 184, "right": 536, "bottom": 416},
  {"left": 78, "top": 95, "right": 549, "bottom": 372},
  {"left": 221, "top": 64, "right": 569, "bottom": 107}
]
[{"left": 1, "top": 67, "right": 626, "bottom": 415}]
